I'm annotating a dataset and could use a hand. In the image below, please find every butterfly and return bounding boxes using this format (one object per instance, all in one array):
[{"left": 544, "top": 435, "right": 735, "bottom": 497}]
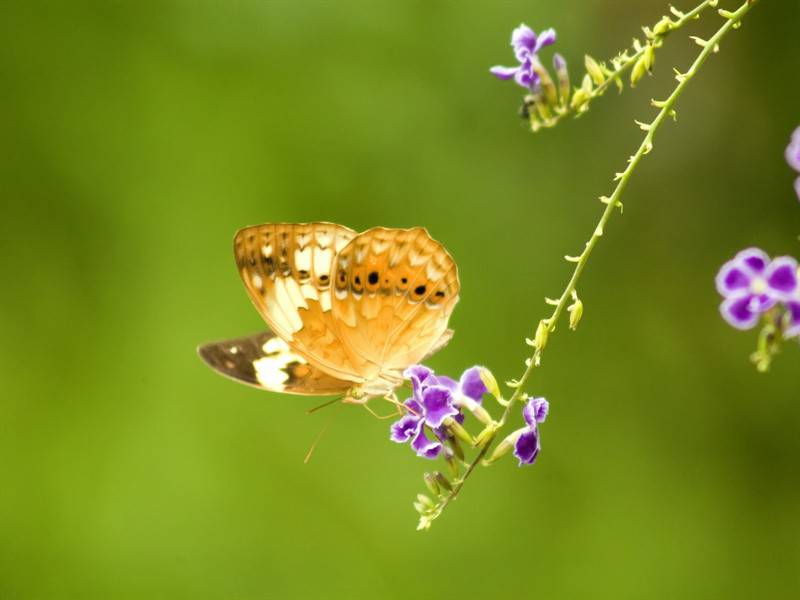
[{"left": 198, "top": 222, "right": 460, "bottom": 402}]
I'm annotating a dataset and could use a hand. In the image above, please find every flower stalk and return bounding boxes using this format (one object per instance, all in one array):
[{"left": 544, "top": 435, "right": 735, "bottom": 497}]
[{"left": 417, "top": 0, "right": 759, "bottom": 529}]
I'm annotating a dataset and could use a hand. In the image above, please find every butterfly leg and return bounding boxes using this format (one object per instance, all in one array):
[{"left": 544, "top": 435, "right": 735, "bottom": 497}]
[{"left": 362, "top": 401, "right": 401, "bottom": 420}]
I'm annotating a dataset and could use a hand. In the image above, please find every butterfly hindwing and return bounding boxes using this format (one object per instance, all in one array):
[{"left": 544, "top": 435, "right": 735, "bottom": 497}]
[
  {"left": 197, "top": 331, "right": 352, "bottom": 396},
  {"left": 330, "top": 227, "right": 460, "bottom": 377}
]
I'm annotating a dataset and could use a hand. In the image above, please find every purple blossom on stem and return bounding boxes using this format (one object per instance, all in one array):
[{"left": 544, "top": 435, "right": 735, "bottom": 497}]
[
  {"left": 785, "top": 297, "right": 800, "bottom": 339},
  {"left": 715, "top": 248, "right": 798, "bottom": 330},
  {"left": 514, "top": 397, "right": 549, "bottom": 466},
  {"left": 390, "top": 365, "right": 488, "bottom": 460},
  {"left": 785, "top": 126, "right": 800, "bottom": 201},
  {"left": 490, "top": 24, "right": 556, "bottom": 90}
]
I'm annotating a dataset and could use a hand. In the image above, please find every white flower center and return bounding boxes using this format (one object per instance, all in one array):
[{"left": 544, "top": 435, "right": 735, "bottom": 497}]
[{"left": 750, "top": 277, "right": 767, "bottom": 294}]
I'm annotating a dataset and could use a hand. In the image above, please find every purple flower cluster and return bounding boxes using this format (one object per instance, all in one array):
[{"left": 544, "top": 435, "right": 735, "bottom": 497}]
[
  {"left": 786, "top": 126, "right": 800, "bottom": 201},
  {"left": 490, "top": 24, "right": 557, "bottom": 90},
  {"left": 716, "top": 248, "right": 799, "bottom": 336},
  {"left": 513, "top": 397, "right": 549, "bottom": 466},
  {"left": 390, "top": 365, "right": 488, "bottom": 460}
]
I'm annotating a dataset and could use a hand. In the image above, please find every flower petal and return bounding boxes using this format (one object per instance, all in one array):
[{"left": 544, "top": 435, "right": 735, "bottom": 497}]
[
  {"left": 523, "top": 397, "right": 549, "bottom": 426},
  {"left": 390, "top": 414, "right": 422, "bottom": 443},
  {"left": 489, "top": 65, "right": 520, "bottom": 80},
  {"left": 715, "top": 259, "right": 752, "bottom": 296},
  {"left": 533, "top": 27, "right": 557, "bottom": 53},
  {"left": 411, "top": 427, "right": 442, "bottom": 459},
  {"left": 459, "top": 367, "right": 488, "bottom": 402},
  {"left": 765, "top": 256, "right": 798, "bottom": 299},
  {"left": 513, "top": 428, "right": 540, "bottom": 466},
  {"left": 434, "top": 375, "right": 458, "bottom": 392},
  {"left": 511, "top": 24, "right": 536, "bottom": 60},
  {"left": 735, "top": 247, "right": 770, "bottom": 275},
  {"left": 785, "top": 300, "right": 800, "bottom": 338},
  {"left": 795, "top": 177, "right": 800, "bottom": 202},
  {"left": 420, "top": 385, "right": 458, "bottom": 429},
  {"left": 720, "top": 293, "right": 761, "bottom": 330},
  {"left": 786, "top": 127, "right": 800, "bottom": 172}
]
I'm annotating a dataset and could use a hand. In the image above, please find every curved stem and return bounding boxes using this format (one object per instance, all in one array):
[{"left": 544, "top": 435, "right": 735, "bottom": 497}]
[{"left": 420, "top": 0, "right": 758, "bottom": 529}]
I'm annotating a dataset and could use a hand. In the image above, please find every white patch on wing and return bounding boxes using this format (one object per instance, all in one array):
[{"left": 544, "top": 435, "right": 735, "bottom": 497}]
[
  {"left": 294, "top": 247, "right": 312, "bottom": 272},
  {"left": 272, "top": 280, "right": 303, "bottom": 333},
  {"left": 426, "top": 263, "right": 443, "bottom": 281},
  {"left": 284, "top": 277, "right": 308, "bottom": 311},
  {"left": 262, "top": 337, "right": 288, "bottom": 354},
  {"left": 409, "top": 250, "right": 426, "bottom": 267},
  {"left": 314, "top": 248, "right": 333, "bottom": 276},
  {"left": 320, "top": 290, "right": 332, "bottom": 312}
]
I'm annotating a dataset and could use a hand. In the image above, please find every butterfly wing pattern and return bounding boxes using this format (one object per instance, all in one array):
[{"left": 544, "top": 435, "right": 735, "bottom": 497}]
[
  {"left": 198, "top": 222, "right": 460, "bottom": 399},
  {"left": 197, "top": 331, "right": 352, "bottom": 395}
]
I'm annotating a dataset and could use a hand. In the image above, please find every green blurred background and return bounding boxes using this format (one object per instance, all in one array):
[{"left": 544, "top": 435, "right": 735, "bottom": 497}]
[{"left": 2, "top": 1, "right": 799, "bottom": 598}]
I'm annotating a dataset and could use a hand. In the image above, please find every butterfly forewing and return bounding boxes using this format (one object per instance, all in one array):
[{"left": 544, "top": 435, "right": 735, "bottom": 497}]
[
  {"left": 330, "top": 227, "right": 460, "bottom": 379},
  {"left": 234, "top": 222, "right": 369, "bottom": 383},
  {"left": 198, "top": 331, "right": 352, "bottom": 395}
]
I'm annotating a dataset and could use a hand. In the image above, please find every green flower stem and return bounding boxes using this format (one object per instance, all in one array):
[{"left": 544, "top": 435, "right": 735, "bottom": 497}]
[
  {"left": 420, "top": 0, "right": 758, "bottom": 530},
  {"left": 592, "top": 0, "right": 718, "bottom": 97},
  {"left": 540, "top": 0, "right": 719, "bottom": 130}
]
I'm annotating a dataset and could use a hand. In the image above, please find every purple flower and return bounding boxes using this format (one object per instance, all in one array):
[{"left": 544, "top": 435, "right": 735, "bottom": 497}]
[
  {"left": 715, "top": 248, "right": 798, "bottom": 330},
  {"left": 391, "top": 365, "right": 486, "bottom": 460},
  {"left": 785, "top": 299, "right": 800, "bottom": 339},
  {"left": 514, "top": 397, "right": 549, "bottom": 466},
  {"left": 786, "top": 126, "right": 800, "bottom": 200},
  {"left": 490, "top": 24, "right": 556, "bottom": 90}
]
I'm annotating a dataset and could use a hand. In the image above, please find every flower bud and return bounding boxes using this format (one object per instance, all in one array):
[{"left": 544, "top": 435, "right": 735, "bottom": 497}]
[
  {"left": 530, "top": 56, "right": 558, "bottom": 107},
  {"left": 652, "top": 16, "right": 673, "bottom": 36},
  {"left": 445, "top": 417, "right": 474, "bottom": 446},
  {"left": 434, "top": 471, "right": 453, "bottom": 492},
  {"left": 553, "top": 53, "right": 570, "bottom": 106},
  {"left": 584, "top": 55, "right": 605, "bottom": 86},
  {"left": 570, "top": 88, "right": 590, "bottom": 112},
  {"left": 534, "top": 319, "right": 550, "bottom": 351},
  {"left": 423, "top": 472, "right": 440, "bottom": 496},
  {"left": 478, "top": 367, "right": 501, "bottom": 401},
  {"left": 448, "top": 435, "right": 465, "bottom": 461},
  {"left": 485, "top": 429, "right": 525, "bottom": 464},
  {"left": 631, "top": 45, "right": 655, "bottom": 86},
  {"left": 444, "top": 448, "right": 461, "bottom": 477},
  {"left": 417, "top": 493, "right": 435, "bottom": 509},
  {"left": 568, "top": 298, "right": 584, "bottom": 331}
]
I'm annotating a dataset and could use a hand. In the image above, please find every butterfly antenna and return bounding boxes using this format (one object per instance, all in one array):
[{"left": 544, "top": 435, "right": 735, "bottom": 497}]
[
  {"left": 306, "top": 396, "right": 342, "bottom": 415},
  {"left": 304, "top": 405, "right": 340, "bottom": 464}
]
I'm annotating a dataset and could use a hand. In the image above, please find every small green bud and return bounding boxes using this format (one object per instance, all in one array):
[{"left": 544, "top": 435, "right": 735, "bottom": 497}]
[
  {"left": 553, "top": 53, "right": 570, "bottom": 106},
  {"left": 445, "top": 417, "right": 474, "bottom": 446},
  {"left": 444, "top": 448, "right": 461, "bottom": 477},
  {"left": 584, "top": 55, "right": 605, "bottom": 86},
  {"left": 423, "top": 472, "right": 440, "bottom": 496},
  {"left": 631, "top": 54, "right": 649, "bottom": 86},
  {"left": 570, "top": 88, "right": 590, "bottom": 112},
  {"left": 534, "top": 319, "right": 550, "bottom": 351},
  {"left": 474, "top": 425, "right": 497, "bottom": 449},
  {"left": 478, "top": 367, "right": 501, "bottom": 400},
  {"left": 568, "top": 297, "right": 584, "bottom": 331},
  {"left": 448, "top": 435, "right": 465, "bottom": 461},
  {"left": 652, "top": 16, "right": 673, "bottom": 36},
  {"left": 417, "top": 493, "right": 435, "bottom": 509},
  {"left": 530, "top": 56, "right": 558, "bottom": 107},
  {"left": 485, "top": 429, "right": 525, "bottom": 465},
  {"left": 433, "top": 472, "right": 452, "bottom": 492}
]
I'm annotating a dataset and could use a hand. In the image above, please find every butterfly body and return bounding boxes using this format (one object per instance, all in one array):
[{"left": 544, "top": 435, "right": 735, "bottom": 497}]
[{"left": 198, "top": 222, "right": 459, "bottom": 401}]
